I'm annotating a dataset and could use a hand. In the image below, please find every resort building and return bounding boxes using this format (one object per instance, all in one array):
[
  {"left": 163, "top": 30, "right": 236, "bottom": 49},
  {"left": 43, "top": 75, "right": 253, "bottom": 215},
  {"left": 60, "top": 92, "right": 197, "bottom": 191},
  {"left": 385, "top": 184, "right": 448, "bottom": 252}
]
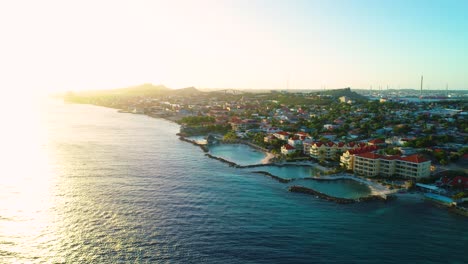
[
  {"left": 287, "top": 135, "right": 310, "bottom": 148},
  {"left": 281, "top": 144, "right": 296, "bottom": 155},
  {"left": 303, "top": 142, "right": 312, "bottom": 155},
  {"left": 353, "top": 153, "right": 431, "bottom": 178},
  {"left": 340, "top": 145, "right": 379, "bottom": 170},
  {"left": 309, "top": 142, "right": 367, "bottom": 160}
]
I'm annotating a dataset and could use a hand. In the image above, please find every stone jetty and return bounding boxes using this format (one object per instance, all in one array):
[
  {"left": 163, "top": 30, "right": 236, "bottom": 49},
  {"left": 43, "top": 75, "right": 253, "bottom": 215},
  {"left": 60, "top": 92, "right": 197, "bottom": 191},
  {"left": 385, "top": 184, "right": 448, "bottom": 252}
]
[
  {"left": 251, "top": 171, "right": 293, "bottom": 183},
  {"left": 288, "top": 185, "right": 394, "bottom": 204}
]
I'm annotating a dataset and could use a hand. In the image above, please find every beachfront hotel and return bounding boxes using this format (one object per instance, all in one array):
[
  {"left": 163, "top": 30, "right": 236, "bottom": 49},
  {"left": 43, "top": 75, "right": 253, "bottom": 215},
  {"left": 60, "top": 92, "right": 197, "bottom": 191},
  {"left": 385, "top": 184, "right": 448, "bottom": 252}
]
[
  {"left": 352, "top": 153, "right": 431, "bottom": 178},
  {"left": 340, "top": 145, "right": 379, "bottom": 170}
]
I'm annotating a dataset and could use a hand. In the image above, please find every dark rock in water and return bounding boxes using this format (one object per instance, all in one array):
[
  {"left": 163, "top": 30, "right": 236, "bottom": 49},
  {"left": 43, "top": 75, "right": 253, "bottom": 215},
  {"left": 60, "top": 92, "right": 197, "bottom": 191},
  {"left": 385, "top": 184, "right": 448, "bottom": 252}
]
[
  {"left": 206, "top": 134, "right": 218, "bottom": 145},
  {"left": 288, "top": 186, "right": 356, "bottom": 204}
]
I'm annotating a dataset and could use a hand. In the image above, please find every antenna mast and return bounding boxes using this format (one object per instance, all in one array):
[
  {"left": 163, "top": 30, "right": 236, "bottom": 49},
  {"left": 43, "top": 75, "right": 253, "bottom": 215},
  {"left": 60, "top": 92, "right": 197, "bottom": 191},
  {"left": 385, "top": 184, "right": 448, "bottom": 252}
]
[{"left": 420, "top": 75, "right": 423, "bottom": 96}]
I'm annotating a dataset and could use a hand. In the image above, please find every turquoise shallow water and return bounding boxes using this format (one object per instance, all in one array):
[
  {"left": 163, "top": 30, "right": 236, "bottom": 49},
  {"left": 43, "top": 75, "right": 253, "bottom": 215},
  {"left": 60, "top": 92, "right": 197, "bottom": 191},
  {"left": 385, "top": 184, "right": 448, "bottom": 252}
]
[
  {"left": 251, "top": 165, "right": 318, "bottom": 179},
  {"left": 208, "top": 144, "right": 266, "bottom": 166},
  {"left": 248, "top": 165, "right": 371, "bottom": 199},
  {"left": 0, "top": 100, "right": 467, "bottom": 263},
  {"left": 288, "top": 179, "right": 372, "bottom": 199}
]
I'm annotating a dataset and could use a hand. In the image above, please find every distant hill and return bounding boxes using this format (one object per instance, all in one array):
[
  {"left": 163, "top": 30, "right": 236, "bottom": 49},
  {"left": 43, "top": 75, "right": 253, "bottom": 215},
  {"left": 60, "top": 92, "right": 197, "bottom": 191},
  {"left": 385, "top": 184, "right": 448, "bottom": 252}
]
[
  {"left": 71, "top": 83, "right": 204, "bottom": 98},
  {"left": 113, "top": 83, "right": 171, "bottom": 96},
  {"left": 171, "top": 86, "right": 202, "bottom": 96},
  {"left": 315, "top": 87, "right": 367, "bottom": 101}
]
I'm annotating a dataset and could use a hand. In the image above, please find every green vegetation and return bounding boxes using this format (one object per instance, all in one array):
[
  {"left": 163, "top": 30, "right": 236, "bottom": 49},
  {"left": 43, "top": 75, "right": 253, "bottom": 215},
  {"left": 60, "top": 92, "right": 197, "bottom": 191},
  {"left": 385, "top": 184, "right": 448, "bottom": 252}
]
[
  {"left": 223, "top": 131, "right": 238, "bottom": 142},
  {"left": 404, "top": 135, "right": 454, "bottom": 148},
  {"left": 179, "top": 116, "right": 215, "bottom": 125},
  {"left": 383, "top": 147, "right": 401, "bottom": 155},
  {"left": 453, "top": 192, "right": 467, "bottom": 199},
  {"left": 181, "top": 124, "right": 230, "bottom": 136}
]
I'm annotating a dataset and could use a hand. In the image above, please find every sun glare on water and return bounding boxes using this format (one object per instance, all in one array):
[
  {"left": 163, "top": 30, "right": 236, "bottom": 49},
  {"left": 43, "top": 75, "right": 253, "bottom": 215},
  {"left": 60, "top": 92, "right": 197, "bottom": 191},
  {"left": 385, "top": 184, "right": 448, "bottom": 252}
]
[{"left": 0, "top": 94, "right": 60, "bottom": 260}]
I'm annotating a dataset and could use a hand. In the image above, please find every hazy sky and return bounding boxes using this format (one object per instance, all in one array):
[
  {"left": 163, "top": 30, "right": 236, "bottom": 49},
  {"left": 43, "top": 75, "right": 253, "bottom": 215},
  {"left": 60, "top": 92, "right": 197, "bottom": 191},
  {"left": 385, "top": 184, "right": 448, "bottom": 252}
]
[{"left": 1, "top": 0, "right": 467, "bottom": 93}]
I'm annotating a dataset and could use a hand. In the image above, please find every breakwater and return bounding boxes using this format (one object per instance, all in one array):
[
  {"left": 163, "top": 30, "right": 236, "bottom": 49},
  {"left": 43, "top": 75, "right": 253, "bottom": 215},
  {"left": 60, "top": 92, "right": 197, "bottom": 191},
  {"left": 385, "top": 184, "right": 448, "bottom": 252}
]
[
  {"left": 251, "top": 171, "right": 293, "bottom": 183},
  {"left": 221, "top": 139, "right": 270, "bottom": 153},
  {"left": 288, "top": 186, "right": 394, "bottom": 204},
  {"left": 205, "top": 153, "right": 239, "bottom": 167},
  {"left": 178, "top": 136, "right": 209, "bottom": 152}
]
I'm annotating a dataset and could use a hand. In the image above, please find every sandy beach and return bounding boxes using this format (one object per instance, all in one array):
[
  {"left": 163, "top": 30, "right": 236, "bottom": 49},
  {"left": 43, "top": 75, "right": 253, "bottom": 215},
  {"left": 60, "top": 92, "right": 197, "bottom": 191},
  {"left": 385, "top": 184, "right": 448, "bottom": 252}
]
[
  {"left": 261, "top": 152, "right": 276, "bottom": 164},
  {"left": 313, "top": 173, "right": 397, "bottom": 197}
]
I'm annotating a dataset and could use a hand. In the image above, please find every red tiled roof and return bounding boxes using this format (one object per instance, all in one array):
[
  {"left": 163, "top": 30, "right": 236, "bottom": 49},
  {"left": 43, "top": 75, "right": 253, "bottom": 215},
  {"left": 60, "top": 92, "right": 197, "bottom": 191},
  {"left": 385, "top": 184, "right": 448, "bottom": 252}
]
[
  {"left": 276, "top": 131, "right": 289, "bottom": 136},
  {"left": 348, "top": 146, "right": 378, "bottom": 155},
  {"left": 440, "top": 176, "right": 468, "bottom": 188},
  {"left": 380, "top": 155, "right": 399, "bottom": 160},
  {"left": 451, "top": 176, "right": 468, "bottom": 188},
  {"left": 369, "top": 138, "right": 385, "bottom": 144},
  {"left": 399, "top": 155, "right": 428, "bottom": 163},
  {"left": 283, "top": 144, "right": 295, "bottom": 150},
  {"left": 355, "top": 152, "right": 381, "bottom": 159}
]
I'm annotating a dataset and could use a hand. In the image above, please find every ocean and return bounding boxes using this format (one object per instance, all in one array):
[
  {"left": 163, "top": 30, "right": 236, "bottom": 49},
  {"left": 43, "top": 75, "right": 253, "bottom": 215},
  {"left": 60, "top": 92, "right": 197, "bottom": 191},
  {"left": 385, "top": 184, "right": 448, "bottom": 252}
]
[{"left": 0, "top": 99, "right": 466, "bottom": 263}]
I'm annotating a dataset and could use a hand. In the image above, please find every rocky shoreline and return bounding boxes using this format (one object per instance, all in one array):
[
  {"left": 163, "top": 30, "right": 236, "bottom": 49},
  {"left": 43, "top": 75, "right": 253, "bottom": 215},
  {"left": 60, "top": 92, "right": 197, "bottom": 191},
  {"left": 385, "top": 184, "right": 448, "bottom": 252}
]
[{"left": 178, "top": 134, "right": 397, "bottom": 204}]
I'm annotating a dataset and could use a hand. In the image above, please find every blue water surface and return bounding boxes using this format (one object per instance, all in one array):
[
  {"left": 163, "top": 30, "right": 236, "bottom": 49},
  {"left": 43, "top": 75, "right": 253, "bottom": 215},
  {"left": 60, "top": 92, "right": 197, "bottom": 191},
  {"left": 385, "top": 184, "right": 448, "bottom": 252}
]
[{"left": 1, "top": 100, "right": 466, "bottom": 264}]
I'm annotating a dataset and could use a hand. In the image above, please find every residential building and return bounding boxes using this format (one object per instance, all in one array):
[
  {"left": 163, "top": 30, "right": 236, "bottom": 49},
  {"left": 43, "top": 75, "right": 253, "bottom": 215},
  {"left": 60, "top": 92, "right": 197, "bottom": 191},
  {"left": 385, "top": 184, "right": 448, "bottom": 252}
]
[
  {"left": 281, "top": 144, "right": 296, "bottom": 155},
  {"left": 274, "top": 131, "right": 290, "bottom": 141},
  {"left": 340, "top": 145, "right": 379, "bottom": 170},
  {"left": 310, "top": 142, "right": 367, "bottom": 160},
  {"left": 353, "top": 153, "right": 431, "bottom": 178}
]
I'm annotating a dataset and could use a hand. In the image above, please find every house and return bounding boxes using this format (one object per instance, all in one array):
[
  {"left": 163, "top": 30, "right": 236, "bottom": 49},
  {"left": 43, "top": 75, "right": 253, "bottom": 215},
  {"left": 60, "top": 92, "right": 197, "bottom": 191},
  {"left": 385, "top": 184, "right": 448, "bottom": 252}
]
[
  {"left": 230, "top": 118, "right": 259, "bottom": 132},
  {"left": 274, "top": 131, "right": 290, "bottom": 141},
  {"left": 264, "top": 134, "right": 276, "bottom": 143},
  {"left": 368, "top": 138, "right": 386, "bottom": 146},
  {"left": 288, "top": 135, "right": 308, "bottom": 148},
  {"left": 437, "top": 176, "right": 468, "bottom": 190},
  {"left": 281, "top": 144, "right": 296, "bottom": 155}
]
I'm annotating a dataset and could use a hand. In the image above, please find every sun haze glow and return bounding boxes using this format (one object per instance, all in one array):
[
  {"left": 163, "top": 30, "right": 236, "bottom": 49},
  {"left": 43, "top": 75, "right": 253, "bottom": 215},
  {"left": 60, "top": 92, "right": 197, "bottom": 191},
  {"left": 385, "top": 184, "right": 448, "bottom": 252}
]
[{"left": 0, "top": 0, "right": 467, "bottom": 94}]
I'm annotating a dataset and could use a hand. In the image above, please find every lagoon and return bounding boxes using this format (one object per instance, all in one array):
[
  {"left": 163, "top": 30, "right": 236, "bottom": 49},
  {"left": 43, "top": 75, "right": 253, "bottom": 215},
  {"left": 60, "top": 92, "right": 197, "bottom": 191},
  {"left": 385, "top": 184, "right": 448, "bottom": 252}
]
[
  {"left": 208, "top": 144, "right": 266, "bottom": 166},
  {"left": 250, "top": 165, "right": 317, "bottom": 180},
  {"left": 289, "top": 179, "right": 372, "bottom": 199}
]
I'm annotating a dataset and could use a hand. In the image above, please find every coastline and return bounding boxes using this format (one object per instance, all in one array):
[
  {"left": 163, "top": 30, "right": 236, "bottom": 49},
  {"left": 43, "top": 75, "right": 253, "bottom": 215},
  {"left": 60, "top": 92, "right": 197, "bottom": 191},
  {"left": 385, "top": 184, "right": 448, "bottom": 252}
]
[
  {"left": 77, "top": 105, "right": 464, "bottom": 211},
  {"left": 311, "top": 173, "right": 396, "bottom": 198},
  {"left": 177, "top": 135, "right": 397, "bottom": 203}
]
